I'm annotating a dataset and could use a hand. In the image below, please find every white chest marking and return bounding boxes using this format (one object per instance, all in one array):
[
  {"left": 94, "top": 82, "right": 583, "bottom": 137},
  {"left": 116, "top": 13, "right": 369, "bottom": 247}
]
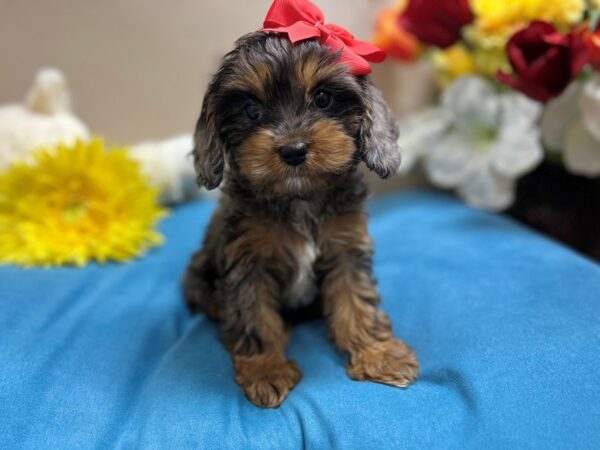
[{"left": 284, "top": 241, "right": 318, "bottom": 308}]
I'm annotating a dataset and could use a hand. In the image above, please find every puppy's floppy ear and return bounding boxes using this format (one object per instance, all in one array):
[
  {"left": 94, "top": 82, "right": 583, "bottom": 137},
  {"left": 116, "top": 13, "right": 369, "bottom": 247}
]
[
  {"left": 359, "top": 82, "right": 401, "bottom": 179},
  {"left": 193, "top": 84, "right": 226, "bottom": 190}
]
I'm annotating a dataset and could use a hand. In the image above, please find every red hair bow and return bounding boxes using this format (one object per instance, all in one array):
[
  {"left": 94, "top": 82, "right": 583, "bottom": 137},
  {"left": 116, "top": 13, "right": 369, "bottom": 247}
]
[{"left": 262, "top": 0, "right": 386, "bottom": 75}]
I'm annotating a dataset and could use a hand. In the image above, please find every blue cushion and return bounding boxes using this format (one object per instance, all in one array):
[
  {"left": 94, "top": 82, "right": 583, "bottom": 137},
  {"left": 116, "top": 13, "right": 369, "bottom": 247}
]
[{"left": 1, "top": 191, "right": 599, "bottom": 449}]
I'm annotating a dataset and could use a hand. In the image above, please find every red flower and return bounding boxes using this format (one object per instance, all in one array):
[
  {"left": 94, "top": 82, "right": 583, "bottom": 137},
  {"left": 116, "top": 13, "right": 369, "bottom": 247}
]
[
  {"left": 581, "top": 25, "right": 600, "bottom": 71},
  {"left": 398, "top": 0, "right": 473, "bottom": 49},
  {"left": 497, "top": 21, "right": 589, "bottom": 102}
]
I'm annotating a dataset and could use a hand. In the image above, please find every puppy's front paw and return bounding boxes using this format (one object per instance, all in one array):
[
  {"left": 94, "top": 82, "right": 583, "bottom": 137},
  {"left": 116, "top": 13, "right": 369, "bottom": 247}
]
[
  {"left": 234, "top": 356, "right": 302, "bottom": 408},
  {"left": 347, "top": 339, "right": 419, "bottom": 388}
]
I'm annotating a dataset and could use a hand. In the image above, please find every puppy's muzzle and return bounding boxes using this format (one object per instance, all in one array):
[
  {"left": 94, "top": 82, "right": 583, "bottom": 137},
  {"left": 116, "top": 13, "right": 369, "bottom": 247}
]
[{"left": 280, "top": 142, "right": 308, "bottom": 166}]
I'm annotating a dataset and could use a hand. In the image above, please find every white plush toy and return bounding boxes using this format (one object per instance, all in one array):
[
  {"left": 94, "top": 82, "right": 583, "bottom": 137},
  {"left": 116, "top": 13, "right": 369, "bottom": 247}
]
[
  {"left": 0, "top": 67, "right": 205, "bottom": 204},
  {"left": 0, "top": 68, "right": 89, "bottom": 171},
  {"left": 129, "top": 134, "right": 203, "bottom": 205}
]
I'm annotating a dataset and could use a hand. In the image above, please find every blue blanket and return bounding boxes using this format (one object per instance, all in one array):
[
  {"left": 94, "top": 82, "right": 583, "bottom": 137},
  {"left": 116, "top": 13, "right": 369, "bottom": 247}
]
[{"left": 1, "top": 191, "right": 599, "bottom": 449}]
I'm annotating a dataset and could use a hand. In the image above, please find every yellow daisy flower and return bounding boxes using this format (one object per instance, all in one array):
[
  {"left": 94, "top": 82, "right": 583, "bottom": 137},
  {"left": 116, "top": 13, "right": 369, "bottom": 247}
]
[{"left": 0, "top": 139, "right": 167, "bottom": 267}]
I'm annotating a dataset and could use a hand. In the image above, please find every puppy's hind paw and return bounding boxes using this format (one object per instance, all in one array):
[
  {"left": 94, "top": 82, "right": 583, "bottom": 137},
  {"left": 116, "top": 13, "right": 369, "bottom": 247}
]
[
  {"left": 235, "top": 357, "right": 302, "bottom": 408},
  {"left": 347, "top": 339, "right": 419, "bottom": 388}
]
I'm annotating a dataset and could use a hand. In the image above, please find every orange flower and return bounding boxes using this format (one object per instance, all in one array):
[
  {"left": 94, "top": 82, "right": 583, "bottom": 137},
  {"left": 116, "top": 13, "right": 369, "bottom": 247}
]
[{"left": 373, "top": 5, "right": 421, "bottom": 62}]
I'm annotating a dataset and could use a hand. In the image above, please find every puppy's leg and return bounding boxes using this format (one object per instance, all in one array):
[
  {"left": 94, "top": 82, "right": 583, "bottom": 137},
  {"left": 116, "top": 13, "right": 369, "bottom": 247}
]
[
  {"left": 319, "top": 213, "right": 419, "bottom": 387},
  {"left": 222, "top": 267, "right": 302, "bottom": 408},
  {"left": 222, "top": 220, "right": 302, "bottom": 408}
]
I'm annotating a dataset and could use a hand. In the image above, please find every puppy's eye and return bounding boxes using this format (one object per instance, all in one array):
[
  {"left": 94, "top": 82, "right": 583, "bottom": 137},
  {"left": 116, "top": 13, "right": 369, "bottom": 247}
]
[
  {"left": 314, "top": 90, "right": 333, "bottom": 109},
  {"left": 245, "top": 103, "right": 262, "bottom": 121}
]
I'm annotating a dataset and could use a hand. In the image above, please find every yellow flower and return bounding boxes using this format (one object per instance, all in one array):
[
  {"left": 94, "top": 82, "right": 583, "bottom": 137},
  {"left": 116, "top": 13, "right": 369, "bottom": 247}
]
[
  {"left": 469, "top": 0, "right": 586, "bottom": 45},
  {"left": 432, "top": 43, "right": 510, "bottom": 86},
  {"left": 0, "top": 139, "right": 167, "bottom": 267},
  {"left": 589, "top": 0, "right": 600, "bottom": 9},
  {"left": 471, "top": 45, "right": 511, "bottom": 78},
  {"left": 432, "top": 44, "right": 476, "bottom": 86}
]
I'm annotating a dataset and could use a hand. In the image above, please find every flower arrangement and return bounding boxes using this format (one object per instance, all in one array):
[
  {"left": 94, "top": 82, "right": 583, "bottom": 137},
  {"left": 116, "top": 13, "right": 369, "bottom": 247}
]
[
  {"left": 375, "top": 0, "right": 600, "bottom": 212},
  {"left": 0, "top": 139, "right": 166, "bottom": 267}
]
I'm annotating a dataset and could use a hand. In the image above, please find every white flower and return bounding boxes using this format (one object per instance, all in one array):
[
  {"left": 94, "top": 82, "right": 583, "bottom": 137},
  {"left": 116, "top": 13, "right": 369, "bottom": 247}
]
[
  {"left": 0, "top": 68, "right": 89, "bottom": 171},
  {"left": 541, "top": 76, "right": 600, "bottom": 177},
  {"left": 397, "top": 109, "right": 448, "bottom": 174},
  {"left": 399, "top": 76, "right": 543, "bottom": 211}
]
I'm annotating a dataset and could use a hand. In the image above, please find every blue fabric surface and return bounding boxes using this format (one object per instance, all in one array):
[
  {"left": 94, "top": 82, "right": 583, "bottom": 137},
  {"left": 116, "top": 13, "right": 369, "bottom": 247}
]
[{"left": 1, "top": 191, "right": 599, "bottom": 449}]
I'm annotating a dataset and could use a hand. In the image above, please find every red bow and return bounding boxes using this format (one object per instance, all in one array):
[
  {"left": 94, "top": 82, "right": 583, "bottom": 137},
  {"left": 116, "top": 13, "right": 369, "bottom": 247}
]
[{"left": 261, "top": 0, "right": 386, "bottom": 75}]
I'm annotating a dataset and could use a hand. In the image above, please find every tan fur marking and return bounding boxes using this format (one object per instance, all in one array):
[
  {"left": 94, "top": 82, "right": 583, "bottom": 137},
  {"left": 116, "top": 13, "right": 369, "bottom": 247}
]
[
  {"left": 222, "top": 268, "right": 301, "bottom": 408},
  {"left": 319, "top": 213, "right": 386, "bottom": 350},
  {"left": 234, "top": 354, "right": 302, "bottom": 408},
  {"left": 225, "top": 217, "right": 305, "bottom": 273},
  {"left": 323, "top": 267, "right": 391, "bottom": 350},
  {"left": 319, "top": 212, "right": 419, "bottom": 386},
  {"left": 237, "top": 130, "right": 284, "bottom": 192},
  {"left": 222, "top": 62, "right": 270, "bottom": 101},
  {"left": 295, "top": 55, "right": 347, "bottom": 91},
  {"left": 306, "top": 120, "right": 356, "bottom": 175},
  {"left": 238, "top": 120, "right": 355, "bottom": 195},
  {"left": 223, "top": 217, "right": 307, "bottom": 407},
  {"left": 346, "top": 339, "right": 419, "bottom": 387},
  {"left": 319, "top": 212, "right": 371, "bottom": 256}
]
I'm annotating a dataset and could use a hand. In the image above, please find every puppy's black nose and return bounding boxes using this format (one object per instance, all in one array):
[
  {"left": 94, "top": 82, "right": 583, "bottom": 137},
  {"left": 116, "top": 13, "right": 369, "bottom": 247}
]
[{"left": 280, "top": 142, "right": 308, "bottom": 166}]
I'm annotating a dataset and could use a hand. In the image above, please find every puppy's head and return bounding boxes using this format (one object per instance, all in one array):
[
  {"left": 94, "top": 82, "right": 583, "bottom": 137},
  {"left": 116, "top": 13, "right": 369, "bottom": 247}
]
[{"left": 193, "top": 32, "right": 400, "bottom": 197}]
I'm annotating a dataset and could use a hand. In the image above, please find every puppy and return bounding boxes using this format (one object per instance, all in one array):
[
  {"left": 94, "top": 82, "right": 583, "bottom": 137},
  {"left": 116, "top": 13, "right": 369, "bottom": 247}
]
[{"left": 184, "top": 31, "right": 418, "bottom": 408}]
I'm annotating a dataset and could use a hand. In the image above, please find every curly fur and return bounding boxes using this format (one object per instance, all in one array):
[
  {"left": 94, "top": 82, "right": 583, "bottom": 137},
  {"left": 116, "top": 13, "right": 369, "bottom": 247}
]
[{"left": 184, "top": 32, "right": 417, "bottom": 408}]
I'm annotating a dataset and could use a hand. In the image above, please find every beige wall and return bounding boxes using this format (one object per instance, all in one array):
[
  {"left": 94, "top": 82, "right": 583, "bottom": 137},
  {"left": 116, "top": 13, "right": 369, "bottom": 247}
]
[{"left": 1, "top": 0, "right": 432, "bottom": 191}]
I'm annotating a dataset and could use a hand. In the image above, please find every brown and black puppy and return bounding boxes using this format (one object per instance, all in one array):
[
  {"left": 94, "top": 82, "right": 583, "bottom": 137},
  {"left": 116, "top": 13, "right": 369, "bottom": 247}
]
[{"left": 184, "top": 32, "right": 418, "bottom": 408}]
